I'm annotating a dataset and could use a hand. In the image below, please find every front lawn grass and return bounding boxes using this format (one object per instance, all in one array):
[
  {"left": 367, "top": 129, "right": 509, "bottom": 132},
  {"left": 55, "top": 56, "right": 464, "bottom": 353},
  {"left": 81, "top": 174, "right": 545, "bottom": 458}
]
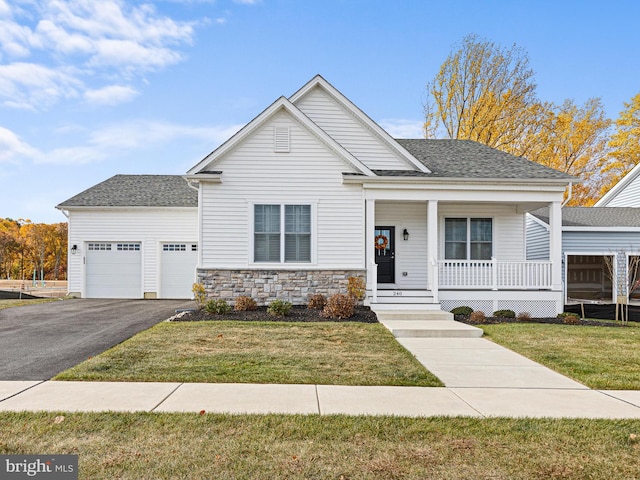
[
  {"left": 482, "top": 322, "right": 640, "bottom": 390},
  {"left": 1, "top": 412, "right": 639, "bottom": 479},
  {"left": 55, "top": 321, "right": 441, "bottom": 386},
  {"left": 0, "top": 298, "right": 57, "bottom": 310}
]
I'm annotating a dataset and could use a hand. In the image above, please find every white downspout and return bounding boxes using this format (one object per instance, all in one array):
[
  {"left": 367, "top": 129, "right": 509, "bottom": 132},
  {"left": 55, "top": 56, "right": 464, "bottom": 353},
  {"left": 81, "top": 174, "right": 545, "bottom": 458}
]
[{"left": 562, "top": 182, "right": 573, "bottom": 208}]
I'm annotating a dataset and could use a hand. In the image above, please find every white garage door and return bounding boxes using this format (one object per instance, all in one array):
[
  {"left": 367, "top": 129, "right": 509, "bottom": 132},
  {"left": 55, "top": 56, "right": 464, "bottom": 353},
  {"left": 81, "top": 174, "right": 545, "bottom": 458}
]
[
  {"left": 86, "top": 242, "right": 142, "bottom": 298},
  {"left": 160, "top": 243, "right": 198, "bottom": 299}
]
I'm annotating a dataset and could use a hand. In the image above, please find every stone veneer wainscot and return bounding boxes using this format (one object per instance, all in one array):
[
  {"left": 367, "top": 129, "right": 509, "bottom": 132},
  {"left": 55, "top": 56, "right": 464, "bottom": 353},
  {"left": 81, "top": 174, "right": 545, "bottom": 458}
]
[{"left": 197, "top": 269, "right": 366, "bottom": 306}]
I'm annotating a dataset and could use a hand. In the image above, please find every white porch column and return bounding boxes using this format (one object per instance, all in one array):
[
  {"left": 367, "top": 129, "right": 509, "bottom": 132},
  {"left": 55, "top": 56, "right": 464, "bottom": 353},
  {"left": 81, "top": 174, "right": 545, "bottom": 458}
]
[
  {"left": 365, "top": 199, "right": 376, "bottom": 297},
  {"left": 549, "top": 201, "right": 563, "bottom": 290},
  {"left": 427, "top": 200, "right": 438, "bottom": 301}
]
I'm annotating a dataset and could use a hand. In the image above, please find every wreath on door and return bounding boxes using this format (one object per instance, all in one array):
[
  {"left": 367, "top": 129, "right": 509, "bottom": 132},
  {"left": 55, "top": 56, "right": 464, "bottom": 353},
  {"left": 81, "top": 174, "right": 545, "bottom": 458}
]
[{"left": 374, "top": 234, "right": 389, "bottom": 250}]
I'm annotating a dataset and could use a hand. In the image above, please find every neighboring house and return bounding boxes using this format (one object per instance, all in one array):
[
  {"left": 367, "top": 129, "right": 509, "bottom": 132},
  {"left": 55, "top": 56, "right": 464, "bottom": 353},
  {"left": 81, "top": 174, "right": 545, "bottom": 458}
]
[
  {"left": 57, "top": 75, "right": 574, "bottom": 316},
  {"left": 595, "top": 163, "right": 640, "bottom": 207},
  {"left": 527, "top": 207, "right": 640, "bottom": 304}
]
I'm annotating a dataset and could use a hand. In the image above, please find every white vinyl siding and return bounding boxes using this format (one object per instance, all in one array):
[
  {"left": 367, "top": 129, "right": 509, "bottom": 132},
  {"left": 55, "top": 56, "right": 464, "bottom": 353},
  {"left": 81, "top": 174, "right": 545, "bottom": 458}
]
[
  {"left": 294, "top": 86, "right": 413, "bottom": 171},
  {"left": 66, "top": 208, "right": 198, "bottom": 298},
  {"left": 200, "top": 110, "right": 364, "bottom": 270},
  {"left": 600, "top": 173, "right": 640, "bottom": 207},
  {"left": 525, "top": 214, "right": 550, "bottom": 260}
]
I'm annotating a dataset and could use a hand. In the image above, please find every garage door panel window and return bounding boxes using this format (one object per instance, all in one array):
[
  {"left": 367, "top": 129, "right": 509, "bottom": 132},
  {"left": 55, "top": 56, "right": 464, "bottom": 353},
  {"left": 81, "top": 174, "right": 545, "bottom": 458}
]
[
  {"left": 117, "top": 243, "right": 140, "bottom": 251},
  {"left": 88, "top": 243, "right": 111, "bottom": 251},
  {"left": 254, "top": 204, "right": 311, "bottom": 263}
]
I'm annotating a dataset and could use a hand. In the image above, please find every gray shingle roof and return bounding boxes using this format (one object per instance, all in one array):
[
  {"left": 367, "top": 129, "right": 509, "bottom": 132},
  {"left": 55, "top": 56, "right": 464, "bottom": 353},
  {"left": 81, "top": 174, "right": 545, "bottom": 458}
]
[
  {"left": 531, "top": 207, "right": 640, "bottom": 227},
  {"left": 57, "top": 175, "right": 197, "bottom": 208},
  {"left": 394, "top": 139, "right": 575, "bottom": 180}
]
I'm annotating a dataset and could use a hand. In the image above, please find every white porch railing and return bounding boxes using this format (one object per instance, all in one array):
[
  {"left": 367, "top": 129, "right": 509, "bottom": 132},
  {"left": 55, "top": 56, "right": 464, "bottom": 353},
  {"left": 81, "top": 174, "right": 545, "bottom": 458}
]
[{"left": 438, "top": 258, "right": 552, "bottom": 290}]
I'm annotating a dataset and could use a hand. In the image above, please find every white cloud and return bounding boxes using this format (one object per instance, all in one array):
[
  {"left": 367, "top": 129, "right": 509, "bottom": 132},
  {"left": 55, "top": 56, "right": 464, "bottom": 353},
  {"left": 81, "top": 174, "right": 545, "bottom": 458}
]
[
  {"left": 379, "top": 119, "right": 425, "bottom": 139},
  {"left": 0, "top": 62, "right": 81, "bottom": 109},
  {"left": 84, "top": 84, "right": 139, "bottom": 106},
  {"left": 0, "top": 126, "right": 40, "bottom": 163},
  {"left": 0, "top": 0, "right": 196, "bottom": 109},
  {"left": 233, "top": 0, "right": 260, "bottom": 4},
  {"left": 15, "top": 119, "right": 244, "bottom": 165}
]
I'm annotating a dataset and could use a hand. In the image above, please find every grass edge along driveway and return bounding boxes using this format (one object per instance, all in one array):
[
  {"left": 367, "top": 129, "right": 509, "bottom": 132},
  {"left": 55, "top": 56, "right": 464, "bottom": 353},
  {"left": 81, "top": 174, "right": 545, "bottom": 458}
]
[{"left": 55, "top": 320, "right": 442, "bottom": 387}]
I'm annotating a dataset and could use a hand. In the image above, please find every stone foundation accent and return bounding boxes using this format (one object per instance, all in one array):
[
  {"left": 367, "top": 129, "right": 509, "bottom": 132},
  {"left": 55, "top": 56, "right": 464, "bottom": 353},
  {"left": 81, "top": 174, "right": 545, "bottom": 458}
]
[{"left": 197, "top": 269, "right": 366, "bottom": 306}]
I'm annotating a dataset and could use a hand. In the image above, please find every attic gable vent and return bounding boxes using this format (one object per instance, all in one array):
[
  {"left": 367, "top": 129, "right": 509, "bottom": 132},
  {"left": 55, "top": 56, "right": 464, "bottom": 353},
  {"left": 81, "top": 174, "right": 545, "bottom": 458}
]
[{"left": 274, "top": 126, "right": 290, "bottom": 153}]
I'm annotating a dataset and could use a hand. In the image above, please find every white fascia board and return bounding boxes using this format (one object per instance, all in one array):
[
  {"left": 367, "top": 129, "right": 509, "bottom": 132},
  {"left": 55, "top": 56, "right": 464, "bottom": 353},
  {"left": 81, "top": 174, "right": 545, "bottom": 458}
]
[
  {"left": 526, "top": 212, "right": 550, "bottom": 230},
  {"left": 595, "top": 162, "right": 640, "bottom": 206},
  {"left": 563, "top": 226, "right": 640, "bottom": 232},
  {"left": 187, "top": 96, "right": 374, "bottom": 177},
  {"left": 182, "top": 173, "right": 222, "bottom": 184},
  {"left": 344, "top": 177, "right": 570, "bottom": 194},
  {"left": 289, "top": 75, "right": 430, "bottom": 174}
]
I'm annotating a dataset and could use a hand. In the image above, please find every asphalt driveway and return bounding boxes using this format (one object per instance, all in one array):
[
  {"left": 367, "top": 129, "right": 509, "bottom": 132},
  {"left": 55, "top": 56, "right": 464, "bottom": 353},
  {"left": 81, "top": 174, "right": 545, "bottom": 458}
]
[{"left": 0, "top": 299, "right": 194, "bottom": 380}]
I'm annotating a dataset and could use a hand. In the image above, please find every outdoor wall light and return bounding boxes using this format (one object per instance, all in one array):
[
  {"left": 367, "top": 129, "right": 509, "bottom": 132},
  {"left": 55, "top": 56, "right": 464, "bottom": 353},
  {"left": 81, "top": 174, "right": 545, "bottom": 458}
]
[
  {"left": 71, "top": 245, "right": 78, "bottom": 255},
  {"left": 403, "top": 229, "right": 409, "bottom": 241}
]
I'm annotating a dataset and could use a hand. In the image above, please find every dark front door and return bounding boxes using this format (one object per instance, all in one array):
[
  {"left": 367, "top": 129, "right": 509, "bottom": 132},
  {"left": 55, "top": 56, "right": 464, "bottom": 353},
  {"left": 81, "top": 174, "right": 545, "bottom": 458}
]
[{"left": 375, "top": 226, "right": 395, "bottom": 284}]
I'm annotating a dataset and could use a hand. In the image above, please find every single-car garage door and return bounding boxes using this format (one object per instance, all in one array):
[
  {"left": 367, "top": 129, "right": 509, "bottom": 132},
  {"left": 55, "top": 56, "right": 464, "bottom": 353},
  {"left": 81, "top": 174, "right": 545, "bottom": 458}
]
[
  {"left": 86, "top": 242, "right": 142, "bottom": 298},
  {"left": 160, "top": 243, "right": 198, "bottom": 299}
]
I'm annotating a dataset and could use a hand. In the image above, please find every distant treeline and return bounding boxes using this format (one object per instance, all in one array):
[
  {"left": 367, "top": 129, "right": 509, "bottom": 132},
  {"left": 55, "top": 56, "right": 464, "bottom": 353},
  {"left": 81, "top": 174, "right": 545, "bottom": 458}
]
[{"left": 0, "top": 218, "right": 67, "bottom": 281}]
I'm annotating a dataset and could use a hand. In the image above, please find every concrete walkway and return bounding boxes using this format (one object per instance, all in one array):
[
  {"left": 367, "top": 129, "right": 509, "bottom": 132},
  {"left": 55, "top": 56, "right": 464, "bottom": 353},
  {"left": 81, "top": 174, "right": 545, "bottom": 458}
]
[{"left": 1, "top": 380, "right": 640, "bottom": 418}]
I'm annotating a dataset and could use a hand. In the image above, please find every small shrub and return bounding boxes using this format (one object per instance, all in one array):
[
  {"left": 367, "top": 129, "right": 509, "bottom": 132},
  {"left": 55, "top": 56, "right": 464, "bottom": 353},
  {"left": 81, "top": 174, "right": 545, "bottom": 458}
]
[
  {"left": 451, "top": 306, "right": 473, "bottom": 317},
  {"left": 192, "top": 282, "right": 207, "bottom": 309},
  {"left": 322, "top": 293, "right": 356, "bottom": 319},
  {"left": 347, "top": 276, "right": 366, "bottom": 301},
  {"left": 307, "top": 293, "right": 327, "bottom": 310},
  {"left": 562, "top": 313, "right": 580, "bottom": 325},
  {"left": 493, "top": 309, "right": 516, "bottom": 318},
  {"left": 268, "top": 299, "right": 292, "bottom": 317},
  {"left": 205, "top": 298, "right": 231, "bottom": 315},
  {"left": 234, "top": 296, "right": 257, "bottom": 311},
  {"left": 517, "top": 312, "right": 532, "bottom": 321},
  {"left": 469, "top": 310, "right": 486, "bottom": 324}
]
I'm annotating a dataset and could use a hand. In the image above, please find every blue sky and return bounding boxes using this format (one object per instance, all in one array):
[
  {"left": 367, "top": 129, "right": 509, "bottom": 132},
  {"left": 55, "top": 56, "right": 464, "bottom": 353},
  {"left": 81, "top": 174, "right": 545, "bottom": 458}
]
[{"left": 2, "top": 0, "right": 639, "bottom": 223}]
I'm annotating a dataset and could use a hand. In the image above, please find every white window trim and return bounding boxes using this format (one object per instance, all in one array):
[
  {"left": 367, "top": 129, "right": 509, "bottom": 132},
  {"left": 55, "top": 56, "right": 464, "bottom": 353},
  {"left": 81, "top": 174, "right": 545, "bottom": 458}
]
[
  {"left": 441, "top": 216, "right": 495, "bottom": 260},
  {"left": 249, "top": 201, "right": 317, "bottom": 266}
]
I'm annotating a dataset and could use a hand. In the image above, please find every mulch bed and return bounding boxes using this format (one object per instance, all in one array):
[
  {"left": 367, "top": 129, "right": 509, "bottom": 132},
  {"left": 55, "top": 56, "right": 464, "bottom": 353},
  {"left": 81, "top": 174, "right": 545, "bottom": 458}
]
[
  {"left": 172, "top": 305, "right": 379, "bottom": 323},
  {"left": 454, "top": 315, "right": 633, "bottom": 328},
  {"left": 173, "top": 307, "right": 632, "bottom": 327}
]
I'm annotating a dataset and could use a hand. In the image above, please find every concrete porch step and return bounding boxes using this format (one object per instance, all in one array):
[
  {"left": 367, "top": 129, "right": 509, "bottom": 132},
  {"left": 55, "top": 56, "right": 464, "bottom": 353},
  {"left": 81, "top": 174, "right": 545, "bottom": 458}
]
[{"left": 380, "top": 319, "right": 484, "bottom": 338}]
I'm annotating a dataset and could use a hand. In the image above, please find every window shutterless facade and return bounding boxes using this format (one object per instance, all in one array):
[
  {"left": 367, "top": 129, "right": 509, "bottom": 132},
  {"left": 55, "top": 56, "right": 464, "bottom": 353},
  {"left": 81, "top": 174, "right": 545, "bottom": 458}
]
[
  {"left": 254, "top": 204, "right": 311, "bottom": 263},
  {"left": 444, "top": 218, "right": 492, "bottom": 260}
]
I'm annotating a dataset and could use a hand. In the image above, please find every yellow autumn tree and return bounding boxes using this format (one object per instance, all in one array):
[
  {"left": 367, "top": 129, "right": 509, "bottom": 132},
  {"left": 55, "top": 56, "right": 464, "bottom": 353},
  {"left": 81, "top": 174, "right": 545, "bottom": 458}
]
[
  {"left": 526, "top": 98, "right": 611, "bottom": 205},
  {"left": 599, "top": 92, "right": 640, "bottom": 198},
  {"left": 424, "top": 34, "right": 612, "bottom": 205},
  {"left": 424, "top": 33, "right": 545, "bottom": 155}
]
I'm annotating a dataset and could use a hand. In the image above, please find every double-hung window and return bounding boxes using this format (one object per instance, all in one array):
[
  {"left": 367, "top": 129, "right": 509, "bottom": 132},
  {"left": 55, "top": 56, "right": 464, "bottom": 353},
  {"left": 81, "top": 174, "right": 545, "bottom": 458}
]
[
  {"left": 254, "top": 204, "right": 311, "bottom": 263},
  {"left": 444, "top": 218, "right": 492, "bottom": 260}
]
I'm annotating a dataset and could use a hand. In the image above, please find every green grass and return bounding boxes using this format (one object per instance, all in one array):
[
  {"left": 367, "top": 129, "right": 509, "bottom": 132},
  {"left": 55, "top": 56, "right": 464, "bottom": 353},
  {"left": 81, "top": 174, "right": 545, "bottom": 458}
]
[
  {"left": 55, "top": 321, "right": 442, "bottom": 386},
  {"left": 0, "top": 298, "right": 57, "bottom": 310},
  {"left": 482, "top": 322, "right": 640, "bottom": 389},
  {"left": 1, "top": 412, "right": 639, "bottom": 479}
]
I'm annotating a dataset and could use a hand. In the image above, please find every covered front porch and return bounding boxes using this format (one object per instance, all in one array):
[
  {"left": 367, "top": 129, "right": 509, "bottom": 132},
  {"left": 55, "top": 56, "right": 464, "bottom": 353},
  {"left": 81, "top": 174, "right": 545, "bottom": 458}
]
[{"left": 362, "top": 195, "right": 564, "bottom": 317}]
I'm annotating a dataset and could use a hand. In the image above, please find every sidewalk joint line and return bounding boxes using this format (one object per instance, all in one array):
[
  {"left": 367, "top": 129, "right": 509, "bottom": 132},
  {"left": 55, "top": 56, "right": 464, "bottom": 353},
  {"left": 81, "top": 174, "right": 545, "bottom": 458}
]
[
  {"left": 314, "top": 384, "right": 322, "bottom": 415},
  {"left": 0, "top": 380, "right": 46, "bottom": 403},
  {"left": 598, "top": 390, "right": 640, "bottom": 410},
  {"left": 447, "top": 387, "right": 486, "bottom": 418},
  {"left": 150, "top": 383, "right": 183, "bottom": 412}
]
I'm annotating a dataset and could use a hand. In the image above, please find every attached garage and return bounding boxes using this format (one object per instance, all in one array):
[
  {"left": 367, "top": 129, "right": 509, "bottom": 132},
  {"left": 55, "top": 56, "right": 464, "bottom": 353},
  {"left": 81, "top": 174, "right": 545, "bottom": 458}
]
[
  {"left": 160, "top": 243, "right": 198, "bottom": 299},
  {"left": 57, "top": 175, "right": 199, "bottom": 299},
  {"left": 86, "top": 242, "right": 142, "bottom": 298}
]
